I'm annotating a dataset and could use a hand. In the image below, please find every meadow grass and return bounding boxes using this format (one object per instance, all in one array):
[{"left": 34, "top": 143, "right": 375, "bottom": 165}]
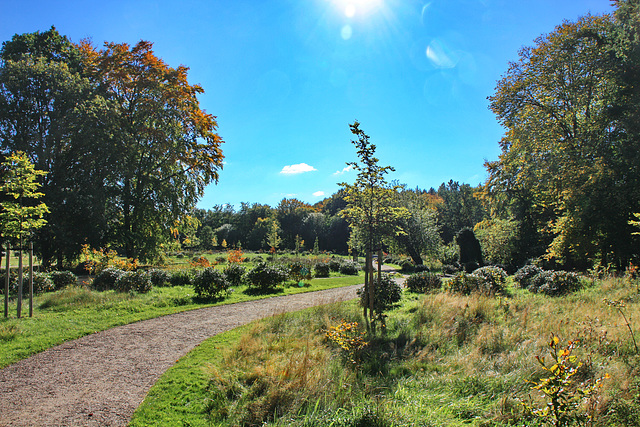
[
  {"left": 131, "top": 275, "right": 640, "bottom": 426},
  {"left": 0, "top": 271, "right": 364, "bottom": 369}
]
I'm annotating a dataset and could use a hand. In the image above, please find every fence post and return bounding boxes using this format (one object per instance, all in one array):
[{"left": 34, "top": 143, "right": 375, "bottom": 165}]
[{"left": 29, "top": 242, "right": 33, "bottom": 317}]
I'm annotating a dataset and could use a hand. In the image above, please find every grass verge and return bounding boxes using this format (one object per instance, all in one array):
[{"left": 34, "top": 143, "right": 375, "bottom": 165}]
[{"left": 0, "top": 272, "right": 364, "bottom": 369}]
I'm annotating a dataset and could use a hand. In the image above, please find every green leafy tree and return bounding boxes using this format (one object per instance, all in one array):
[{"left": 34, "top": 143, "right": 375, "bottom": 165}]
[
  {"left": 388, "top": 187, "right": 441, "bottom": 266},
  {"left": 81, "top": 40, "right": 225, "bottom": 261},
  {"left": 0, "top": 27, "right": 111, "bottom": 267},
  {"left": 436, "top": 180, "right": 487, "bottom": 244},
  {"left": 483, "top": 13, "right": 639, "bottom": 269},
  {"left": 339, "top": 121, "right": 407, "bottom": 326},
  {"left": 0, "top": 152, "right": 49, "bottom": 317}
]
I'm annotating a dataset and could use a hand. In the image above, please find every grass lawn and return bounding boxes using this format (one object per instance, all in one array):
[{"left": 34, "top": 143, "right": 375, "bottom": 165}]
[
  {"left": 0, "top": 270, "right": 365, "bottom": 369},
  {"left": 131, "top": 275, "right": 640, "bottom": 426}
]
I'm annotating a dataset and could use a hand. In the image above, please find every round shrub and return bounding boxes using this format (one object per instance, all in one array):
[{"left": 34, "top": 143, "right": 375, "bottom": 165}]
[
  {"left": 405, "top": 272, "right": 442, "bottom": 294},
  {"left": 92, "top": 267, "right": 125, "bottom": 291},
  {"left": 114, "top": 270, "right": 152, "bottom": 293},
  {"left": 246, "top": 263, "right": 288, "bottom": 291},
  {"left": 193, "top": 267, "right": 229, "bottom": 299},
  {"left": 514, "top": 264, "right": 544, "bottom": 289},
  {"left": 446, "top": 272, "right": 485, "bottom": 296},
  {"left": 314, "top": 262, "right": 330, "bottom": 278},
  {"left": 529, "top": 270, "right": 582, "bottom": 296},
  {"left": 223, "top": 263, "right": 246, "bottom": 286},
  {"left": 358, "top": 273, "right": 402, "bottom": 312},
  {"left": 399, "top": 259, "right": 415, "bottom": 273},
  {"left": 328, "top": 258, "right": 342, "bottom": 272},
  {"left": 472, "top": 266, "right": 507, "bottom": 295},
  {"left": 148, "top": 268, "right": 171, "bottom": 287},
  {"left": 169, "top": 270, "right": 193, "bottom": 287},
  {"left": 288, "top": 261, "right": 312, "bottom": 282},
  {"left": 442, "top": 264, "right": 459, "bottom": 275},
  {"left": 339, "top": 260, "right": 360, "bottom": 276},
  {"left": 2, "top": 272, "right": 56, "bottom": 295},
  {"left": 49, "top": 271, "right": 78, "bottom": 290}
]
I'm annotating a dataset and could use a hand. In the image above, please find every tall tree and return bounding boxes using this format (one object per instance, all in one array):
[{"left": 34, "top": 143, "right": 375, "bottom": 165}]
[
  {"left": 482, "top": 13, "right": 638, "bottom": 268},
  {"left": 81, "top": 40, "right": 225, "bottom": 261},
  {"left": 388, "top": 187, "right": 441, "bottom": 266},
  {"left": 436, "top": 180, "right": 486, "bottom": 243},
  {"left": 0, "top": 27, "right": 110, "bottom": 266}
]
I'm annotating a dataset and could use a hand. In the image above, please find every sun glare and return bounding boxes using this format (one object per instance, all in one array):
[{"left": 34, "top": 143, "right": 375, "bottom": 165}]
[{"left": 331, "top": 0, "right": 383, "bottom": 18}]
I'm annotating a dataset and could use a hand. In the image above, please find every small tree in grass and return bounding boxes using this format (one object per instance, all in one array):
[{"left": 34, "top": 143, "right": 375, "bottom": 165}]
[
  {"left": 0, "top": 152, "right": 49, "bottom": 318},
  {"left": 339, "top": 121, "right": 407, "bottom": 330}
]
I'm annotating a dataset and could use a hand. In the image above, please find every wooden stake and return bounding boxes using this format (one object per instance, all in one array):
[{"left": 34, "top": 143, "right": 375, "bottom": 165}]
[
  {"left": 3, "top": 244, "right": 9, "bottom": 318},
  {"left": 29, "top": 242, "right": 33, "bottom": 317}
]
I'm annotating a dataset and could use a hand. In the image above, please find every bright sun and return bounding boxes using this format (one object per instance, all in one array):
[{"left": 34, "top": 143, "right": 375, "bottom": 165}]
[{"left": 333, "top": 0, "right": 383, "bottom": 18}]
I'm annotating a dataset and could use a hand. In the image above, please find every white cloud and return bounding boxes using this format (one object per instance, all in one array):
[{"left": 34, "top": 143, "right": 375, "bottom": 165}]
[
  {"left": 333, "top": 165, "right": 353, "bottom": 175},
  {"left": 313, "top": 191, "right": 325, "bottom": 197},
  {"left": 280, "top": 163, "right": 317, "bottom": 174}
]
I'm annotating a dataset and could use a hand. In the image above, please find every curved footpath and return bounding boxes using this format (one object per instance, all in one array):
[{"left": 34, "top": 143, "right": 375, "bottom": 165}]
[{"left": 0, "top": 285, "right": 362, "bottom": 427}]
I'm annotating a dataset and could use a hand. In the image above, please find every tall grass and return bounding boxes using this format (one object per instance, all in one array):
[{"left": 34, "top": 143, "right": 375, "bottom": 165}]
[{"left": 133, "top": 275, "right": 640, "bottom": 426}]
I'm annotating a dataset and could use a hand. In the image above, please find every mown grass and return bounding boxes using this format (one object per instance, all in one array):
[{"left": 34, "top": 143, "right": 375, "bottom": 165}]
[
  {"left": 0, "top": 271, "right": 364, "bottom": 369},
  {"left": 131, "top": 275, "right": 640, "bottom": 426}
]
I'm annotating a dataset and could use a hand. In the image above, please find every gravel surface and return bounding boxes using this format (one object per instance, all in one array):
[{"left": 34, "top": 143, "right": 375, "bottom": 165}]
[{"left": 0, "top": 285, "right": 361, "bottom": 427}]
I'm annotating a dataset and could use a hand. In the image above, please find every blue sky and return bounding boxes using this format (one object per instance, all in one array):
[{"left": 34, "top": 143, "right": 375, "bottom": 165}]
[{"left": 0, "top": 0, "right": 615, "bottom": 210}]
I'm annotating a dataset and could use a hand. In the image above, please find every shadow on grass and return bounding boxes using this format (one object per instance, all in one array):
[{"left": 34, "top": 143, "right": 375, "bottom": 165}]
[{"left": 243, "top": 287, "right": 285, "bottom": 297}]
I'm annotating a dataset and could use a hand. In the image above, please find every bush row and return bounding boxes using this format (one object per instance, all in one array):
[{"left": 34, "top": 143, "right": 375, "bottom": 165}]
[
  {"left": 514, "top": 265, "right": 582, "bottom": 296},
  {"left": 0, "top": 270, "right": 78, "bottom": 296}
]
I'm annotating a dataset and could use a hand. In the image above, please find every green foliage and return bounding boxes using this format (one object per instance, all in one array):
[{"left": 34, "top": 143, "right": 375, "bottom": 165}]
[
  {"left": 288, "top": 260, "right": 313, "bottom": 283},
  {"left": 529, "top": 271, "right": 582, "bottom": 296},
  {"left": 328, "top": 258, "right": 343, "bottom": 272},
  {"left": 169, "top": 269, "right": 193, "bottom": 287},
  {"left": 474, "top": 217, "right": 520, "bottom": 267},
  {"left": 358, "top": 273, "right": 402, "bottom": 313},
  {"left": 246, "top": 262, "right": 288, "bottom": 292},
  {"left": 0, "top": 272, "right": 55, "bottom": 296},
  {"left": 313, "top": 262, "right": 330, "bottom": 278},
  {"left": 193, "top": 268, "right": 229, "bottom": 299},
  {"left": 483, "top": 13, "right": 640, "bottom": 268},
  {"left": 223, "top": 263, "right": 246, "bottom": 287},
  {"left": 471, "top": 266, "right": 507, "bottom": 294},
  {"left": 405, "top": 272, "right": 442, "bottom": 294},
  {"left": 338, "top": 260, "right": 360, "bottom": 276},
  {"left": 446, "top": 270, "right": 505, "bottom": 296},
  {"left": 114, "top": 270, "right": 153, "bottom": 294},
  {"left": 49, "top": 271, "right": 77, "bottom": 290},
  {"left": 148, "top": 268, "right": 170, "bottom": 287},
  {"left": 515, "top": 264, "right": 544, "bottom": 289},
  {"left": 91, "top": 267, "right": 124, "bottom": 291},
  {"left": 522, "top": 334, "right": 606, "bottom": 426},
  {"left": 0, "top": 152, "right": 49, "bottom": 244}
]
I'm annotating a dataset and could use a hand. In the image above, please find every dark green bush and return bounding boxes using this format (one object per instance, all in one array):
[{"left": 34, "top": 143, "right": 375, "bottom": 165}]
[
  {"left": 1, "top": 272, "right": 56, "bottom": 296},
  {"left": 399, "top": 259, "right": 415, "bottom": 273},
  {"left": 514, "top": 264, "right": 544, "bottom": 289},
  {"left": 472, "top": 266, "right": 507, "bottom": 295},
  {"left": 193, "top": 268, "right": 229, "bottom": 299},
  {"left": 92, "top": 267, "right": 124, "bottom": 291},
  {"left": 328, "top": 258, "right": 342, "bottom": 272},
  {"left": 215, "top": 256, "right": 227, "bottom": 264},
  {"left": 49, "top": 271, "right": 78, "bottom": 290},
  {"left": 223, "top": 264, "right": 246, "bottom": 286},
  {"left": 414, "top": 264, "right": 430, "bottom": 273},
  {"left": 169, "top": 270, "right": 193, "bottom": 287},
  {"left": 406, "top": 272, "right": 442, "bottom": 293},
  {"left": 114, "top": 270, "right": 152, "bottom": 293},
  {"left": 358, "top": 273, "right": 402, "bottom": 312},
  {"left": 246, "top": 263, "right": 288, "bottom": 291},
  {"left": 339, "top": 260, "right": 360, "bottom": 275},
  {"left": 314, "top": 262, "right": 330, "bottom": 278},
  {"left": 446, "top": 272, "right": 485, "bottom": 296},
  {"left": 529, "top": 270, "right": 582, "bottom": 296},
  {"left": 148, "top": 268, "right": 170, "bottom": 287}
]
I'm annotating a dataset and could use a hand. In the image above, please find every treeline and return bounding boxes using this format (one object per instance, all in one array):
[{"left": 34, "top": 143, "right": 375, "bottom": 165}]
[{"left": 188, "top": 181, "right": 486, "bottom": 259}]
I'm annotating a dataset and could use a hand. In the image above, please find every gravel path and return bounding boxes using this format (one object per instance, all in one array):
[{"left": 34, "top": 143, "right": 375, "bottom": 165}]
[{"left": 0, "top": 285, "right": 361, "bottom": 427}]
